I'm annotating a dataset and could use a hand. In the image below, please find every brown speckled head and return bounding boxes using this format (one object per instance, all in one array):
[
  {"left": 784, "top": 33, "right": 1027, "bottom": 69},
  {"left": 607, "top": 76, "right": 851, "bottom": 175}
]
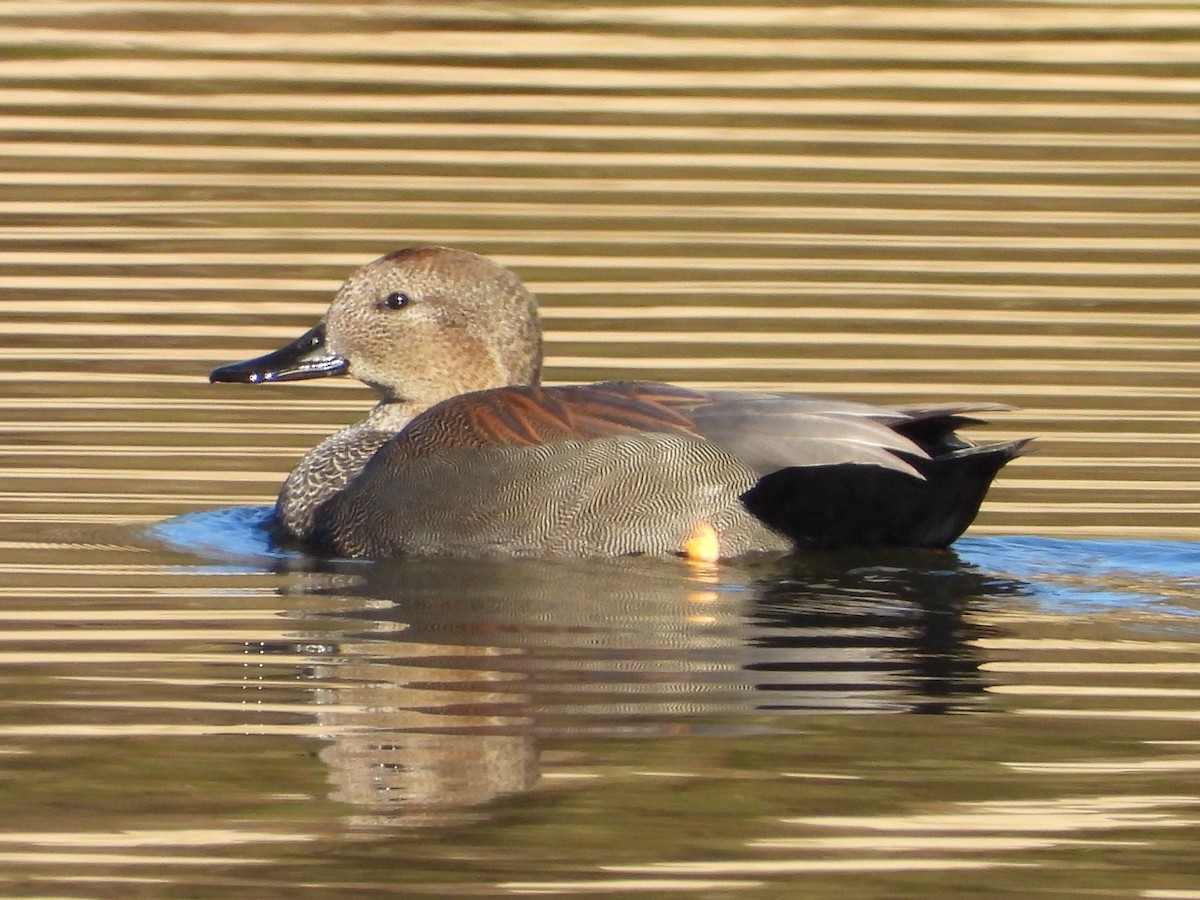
[{"left": 323, "top": 246, "right": 542, "bottom": 404}]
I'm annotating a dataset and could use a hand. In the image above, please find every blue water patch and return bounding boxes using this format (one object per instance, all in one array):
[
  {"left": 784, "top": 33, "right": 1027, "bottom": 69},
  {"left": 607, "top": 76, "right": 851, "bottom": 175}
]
[
  {"left": 146, "top": 505, "right": 296, "bottom": 569},
  {"left": 956, "top": 536, "right": 1200, "bottom": 616},
  {"left": 956, "top": 536, "right": 1200, "bottom": 582}
]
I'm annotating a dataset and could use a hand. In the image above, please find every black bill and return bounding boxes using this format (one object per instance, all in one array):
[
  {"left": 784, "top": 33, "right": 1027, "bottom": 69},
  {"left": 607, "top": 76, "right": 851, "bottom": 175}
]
[{"left": 209, "top": 322, "right": 349, "bottom": 384}]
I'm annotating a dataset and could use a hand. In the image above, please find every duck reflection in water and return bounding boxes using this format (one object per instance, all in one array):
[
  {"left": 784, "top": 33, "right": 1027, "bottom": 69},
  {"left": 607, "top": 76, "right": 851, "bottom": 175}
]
[
  {"left": 210, "top": 247, "right": 1029, "bottom": 561},
  {"left": 263, "top": 548, "right": 1024, "bottom": 816},
  {"left": 199, "top": 246, "right": 1033, "bottom": 816}
]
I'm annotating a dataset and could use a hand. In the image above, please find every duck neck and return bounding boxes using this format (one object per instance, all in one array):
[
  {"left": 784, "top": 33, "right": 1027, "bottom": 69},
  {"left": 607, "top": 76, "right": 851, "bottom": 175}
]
[
  {"left": 363, "top": 396, "right": 427, "bottom": 433},
  {"left": 274, "top": 398, "right": 425, "bottom": 542}
]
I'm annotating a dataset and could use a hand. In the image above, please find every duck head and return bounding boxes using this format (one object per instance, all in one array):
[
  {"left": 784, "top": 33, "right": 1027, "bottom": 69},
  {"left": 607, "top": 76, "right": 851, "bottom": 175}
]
[{"left": 210, "top": 246, "right": 543, "bottom": 405}]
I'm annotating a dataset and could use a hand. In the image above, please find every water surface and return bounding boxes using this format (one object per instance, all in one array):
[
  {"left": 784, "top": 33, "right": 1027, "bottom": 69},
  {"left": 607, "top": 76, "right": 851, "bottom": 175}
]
[{"left": 1, "top": 2, "right": 1198, "bottom": 897}]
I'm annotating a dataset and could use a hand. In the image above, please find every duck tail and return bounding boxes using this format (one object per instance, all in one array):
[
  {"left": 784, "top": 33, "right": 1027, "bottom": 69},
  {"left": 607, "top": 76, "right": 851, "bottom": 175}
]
[{"left": 741, "top": 437, "right": 1030, "bottom": 550}]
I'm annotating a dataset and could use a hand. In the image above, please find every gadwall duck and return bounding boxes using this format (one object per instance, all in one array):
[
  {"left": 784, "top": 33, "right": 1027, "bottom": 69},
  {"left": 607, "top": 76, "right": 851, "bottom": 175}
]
[{"left": 211, "top": 246, "right": 1027, "bottom": 559}]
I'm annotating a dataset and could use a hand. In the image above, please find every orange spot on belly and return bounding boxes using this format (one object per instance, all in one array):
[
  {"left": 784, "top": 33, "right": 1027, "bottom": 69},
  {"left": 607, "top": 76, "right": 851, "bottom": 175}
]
[{"left": 683, "top": 521, "right": 721, "bottom": 563}]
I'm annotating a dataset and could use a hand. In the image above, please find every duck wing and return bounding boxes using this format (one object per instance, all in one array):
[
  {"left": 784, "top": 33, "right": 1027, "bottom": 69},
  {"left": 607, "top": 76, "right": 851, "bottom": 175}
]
[{"left": 388, "top": 381, "right": 934, "bottom": 479}]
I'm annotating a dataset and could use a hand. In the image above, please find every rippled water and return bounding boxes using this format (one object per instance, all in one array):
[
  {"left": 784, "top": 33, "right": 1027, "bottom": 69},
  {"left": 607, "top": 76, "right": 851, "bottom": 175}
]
[{"left": 2, "top": 2, "right": 1199, "bottom": 897}]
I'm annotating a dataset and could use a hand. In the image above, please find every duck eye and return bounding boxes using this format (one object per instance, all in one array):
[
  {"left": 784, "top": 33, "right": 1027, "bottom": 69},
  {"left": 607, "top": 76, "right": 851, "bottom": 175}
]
[{"left": 382, "top": 291, "right": 410, "bottom": 310}]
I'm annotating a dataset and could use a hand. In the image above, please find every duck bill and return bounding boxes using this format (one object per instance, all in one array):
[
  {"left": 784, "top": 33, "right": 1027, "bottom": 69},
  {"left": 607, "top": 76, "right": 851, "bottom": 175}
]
[{"left": 209, "top": 322, "right": 349, "bottom": 384}]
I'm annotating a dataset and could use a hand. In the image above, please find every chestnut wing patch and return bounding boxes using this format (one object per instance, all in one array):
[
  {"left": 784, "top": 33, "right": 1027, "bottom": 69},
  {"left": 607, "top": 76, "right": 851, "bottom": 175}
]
[{"left": 384, "top": 382, "right": 706, "bottom": 463}]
